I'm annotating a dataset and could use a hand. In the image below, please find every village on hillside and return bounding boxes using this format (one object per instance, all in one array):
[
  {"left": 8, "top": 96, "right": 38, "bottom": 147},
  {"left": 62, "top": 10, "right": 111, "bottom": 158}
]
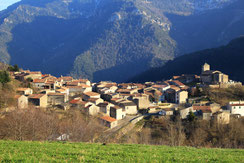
[{"left": 6, "top": 63, "right": 244, "bottom": 129}]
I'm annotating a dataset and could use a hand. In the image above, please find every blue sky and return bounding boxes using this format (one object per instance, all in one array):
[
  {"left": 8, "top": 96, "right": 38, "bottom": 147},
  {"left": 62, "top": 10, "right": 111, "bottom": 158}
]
[{"left": 0, "top": 0, "right": 21, "bottom": 11}]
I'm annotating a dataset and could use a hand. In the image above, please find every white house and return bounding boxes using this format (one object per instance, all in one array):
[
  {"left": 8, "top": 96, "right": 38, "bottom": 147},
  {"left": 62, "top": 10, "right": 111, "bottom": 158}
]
[{"left": 227, "top": 101, "right": 244, "bottom": 116}]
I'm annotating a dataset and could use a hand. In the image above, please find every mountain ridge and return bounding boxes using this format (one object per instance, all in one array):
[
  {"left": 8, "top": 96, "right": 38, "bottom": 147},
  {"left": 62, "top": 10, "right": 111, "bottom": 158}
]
[{"left": 0, "top": 0, "right": 243, "bottom": 82}]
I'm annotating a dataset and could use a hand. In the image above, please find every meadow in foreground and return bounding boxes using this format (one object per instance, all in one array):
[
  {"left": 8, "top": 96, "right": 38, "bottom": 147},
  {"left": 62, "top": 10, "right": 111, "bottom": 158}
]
[{"left": 0, "top": 140, "right": 244, "bottom": 162}]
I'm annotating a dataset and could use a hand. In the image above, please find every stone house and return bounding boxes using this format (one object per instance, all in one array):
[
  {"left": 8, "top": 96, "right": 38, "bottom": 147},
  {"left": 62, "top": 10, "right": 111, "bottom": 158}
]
[
  {"left": 56, "top": 87, "right": 70, "bottom": 97},
  {"left": 79, "top": 79, "right": 91, "bottom": 86},
  {"left": 118, "top": 101, "right": 138, "bottom": 115},
  {"left": 14, "top": 95, "right": 28, "bottom": 109},
  {"left": 202, "top": 110, "right": 212, "bottom": 120},
  {"left": 83, "top": 92, "right": 101, "bottom": 101},
  {"left": 28, "top": 94, "right": 47, "bottom": 108},
  {"left": 165, "top": 88, "right": 188, "bottom": 104},
  {"left": 100, "top": 116, "right": 117, "bottom": 128},
  {"left": 32, "top": 79, "right": 46, "bottom": 89},
  {"left": 110, "top": 98, "right": 124, "bottom": 105},
  {"left": 131, "top": 94, "right": 150, "bottom": 109},
  {"left": 97, "top": 102, "right": 114, "bottom": 115},
  {"left": 44, "top": 80, "right": 58, "bottom": 90},
  {"left": 66, "top": 86, "right": 84, "bottom": 96},
  {"left": 69, "top": 98, "right": 93, "bottom": 108},
  {"left": 179, "top": 107, "right": 194, "bottom": 119},
  {"left": 176, "top": 90, "right": 188, "bottom": 104},
  {"left": 212, "top": 112, "right": 230, "bottom": 124},
  {"left": 80, "top": 84, "right": 92, "bottom": 93},
  {"left": 162, "top": 108, "right": 174, "bottom": 116},
  {"left": 173, "top": 74, "right": 200, "bottom": 84},
  {"left": 110, "top": 105, "right": 126, "bottom": 120},
  {"left": 193, "top": 103, "right": 220, "bottom": 114},
  {"left": 87, "top": 98, "right": 104, "bottom": 105},
  {"left": 47, "top": 93, "right": 68, "bottom": 105},
  {"left": 69, "top": 98, "right": 83, "bottom": 107},
  {"left": 16, "top": 88, "right": 33, "bottom": 95},
  {"left": 23, "top": 71, "right": 42, "bottom": 80},
  {"left": 101, "top": 93, "right": 120, "bottom": 101},
  {"left": 60, "top": 76, "right": 73, "bottom": 84},
  {"left": 169, "top": 80, "right": 185, "bottom": 88},
  {"left": 116, "top": 89, "right": 138, "bottom": 95},
  {"left": 152, "top": 84, "right": 171, "bottom": 92},
  {"left": 84, "top": 104, "right": 100, "bottom": 115}
]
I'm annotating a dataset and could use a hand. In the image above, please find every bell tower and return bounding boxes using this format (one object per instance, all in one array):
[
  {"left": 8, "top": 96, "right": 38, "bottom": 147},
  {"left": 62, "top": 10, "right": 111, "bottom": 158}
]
[{"left": 202, "top": 63, "right": 210, "bottom": 73}]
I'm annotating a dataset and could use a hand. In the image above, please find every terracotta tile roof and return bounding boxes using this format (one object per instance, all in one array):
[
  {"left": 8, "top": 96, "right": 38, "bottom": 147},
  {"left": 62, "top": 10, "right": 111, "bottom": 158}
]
[
  {"left": 70, "top": 99, "right": 81, "bottom": 104},
  {"left": 169, "top": 85, "right": 181, "bottom": 91},
  {"left": 45, "top": 80, "right": 55, "bottom": 84},
  {"left": 202, "top": 110, "right": 212, "bottom": 113},
  {"left": 87, "top": 98, "right": 100, "bottom": 102},
  {"left": 48, "top": 93, "right": 65, "bottom": 96},
  {"left": 172, "top": 80, "right": 185, "bottom": 86},
  {"left": 117, "top": 89, "right": 131, "bottom": 93},
  {"left": 111, "top": 105, "right": 122, "bottom": 110},
  {"left": 62, "top": 76, "right": 73, "bottom": 81},
  {"left": 17, "top": 88, "right": 29, "bottom": 91},
  {"left": 97, "top": 102, "right": 109, "bottom": 107},
  {"left": 80, "top": 84, "right": 91, "bottom": 88},
  {"left": 173, "top": 76, "right": 180, "bottom": 80},
  {"left": 229, "top": 104, "right": 244, "bottom": 107},
  {"left": 14, "top": 95, "right": 22, "bottom": 99},
  {"left": 162, "top": 108, "right": 173, "bottom": 112},
  {"left": 101, "top": 116, "right": 117, "bottom": 123},
  {"left": 33, "top": 79, "right": 46, "bottom": 83},
  {"left": 28, "top": 71, "right": 42, "bottom": 75},
  {"left": 29, "top": 94, "right": 45, "bottom": 99},
  {"left": 110, "top": 98, "right": 123, "bottom": 102},
  {"left": 193, "top": 105, "right": 211, "bottom": 111},
  {"left": 66, "top": 86, "right": 83, "bottom": 89},
  {"left": 79, "top": 79, "right": 89, "bottom": 82},
  {"left": 83, "top": 91, "right": 100, "bottom": 96},
  {"left": 66, "top": 81, "right": 79, "bottom": 86}
]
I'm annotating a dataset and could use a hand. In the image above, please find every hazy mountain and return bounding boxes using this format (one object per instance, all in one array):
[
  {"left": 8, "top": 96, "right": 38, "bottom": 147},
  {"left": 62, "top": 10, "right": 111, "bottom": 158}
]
[
  {"left": 129, "top": 36, "right": 244, "bottom": 83},
  {"left": 0, "top": 0, "right": 243, "bottom": 82}
]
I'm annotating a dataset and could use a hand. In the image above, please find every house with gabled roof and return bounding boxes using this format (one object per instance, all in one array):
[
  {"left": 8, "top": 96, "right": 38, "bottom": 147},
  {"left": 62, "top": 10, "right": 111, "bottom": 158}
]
[
  {"left": 14, "top": 95, "right": 28, "bottom": 109},
  {"left": 130, "top": 93, "right": 150, "bottom": 109},
  {"left": 97, "top": 102, "right": 114, "bottom": 115},
  {"left": 83, "top": 91, "right": 100, "bottom": 101},
  {"left": 87, "top": 98, "right": 104, "bottom": 105},
  {"left": 110, "top": 105, "right": 126, "bottom": 120},
  {"left": 118, "top": 101, "right": 137, "bottom": 115},
  {"left": 28, "top": 94, "right": 47, "bottom": 107},
  {"left": 84, "top": 104, "right": 100, "bottom": 116},
  {"left": 212, "top": 111, "right": 230, "bottom": 124},
  {"left": 56, "top": 87, "right": 70, "bottom": 96},
  {"left": 227, "top": 101, "right": 244, "bottom": 116},
  {"left": 17, "top": 88, "right": 33, "bottom": 95},
  {"left": 32, "top": 79, "right": 47, "bottom": 89},
  {"left": 23, "top": 71, "right": 42, "bottom": 80},
  {"left": 78, "top": 79, "right": 91, "bottom": 86},
  {"left": 100, "top": 116, "right": 117, "bottom": 128},
  {"left": 47, "top": 93, "right": 68, "bottom": 105}
]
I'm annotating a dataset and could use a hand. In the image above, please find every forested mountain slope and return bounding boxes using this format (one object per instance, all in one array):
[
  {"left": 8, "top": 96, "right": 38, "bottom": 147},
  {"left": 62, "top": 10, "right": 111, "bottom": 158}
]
[
  {"left": 0, "top": 0, "right": 243, "bottom": 82},
  {"left": 129, "top": 36, "right": 244, "bottom": 83}
]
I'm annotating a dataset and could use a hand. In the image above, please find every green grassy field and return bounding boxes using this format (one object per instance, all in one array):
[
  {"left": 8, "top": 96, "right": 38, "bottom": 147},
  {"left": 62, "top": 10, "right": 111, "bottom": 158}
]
[{"left": 0, "top": 140, "right": 244, "bottom": 162}]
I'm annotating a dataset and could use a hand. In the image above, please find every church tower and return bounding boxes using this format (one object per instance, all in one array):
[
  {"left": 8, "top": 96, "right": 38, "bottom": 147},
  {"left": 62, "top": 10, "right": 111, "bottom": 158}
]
[{"left": 202, "top": 63, "right": 210, "bottom": 73}]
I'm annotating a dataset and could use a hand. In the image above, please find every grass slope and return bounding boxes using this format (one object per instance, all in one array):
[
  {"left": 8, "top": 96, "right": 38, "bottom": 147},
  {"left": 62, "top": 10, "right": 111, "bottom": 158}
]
[{"left": 0, "top": 140, "right": 244, "bottom": 162}]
